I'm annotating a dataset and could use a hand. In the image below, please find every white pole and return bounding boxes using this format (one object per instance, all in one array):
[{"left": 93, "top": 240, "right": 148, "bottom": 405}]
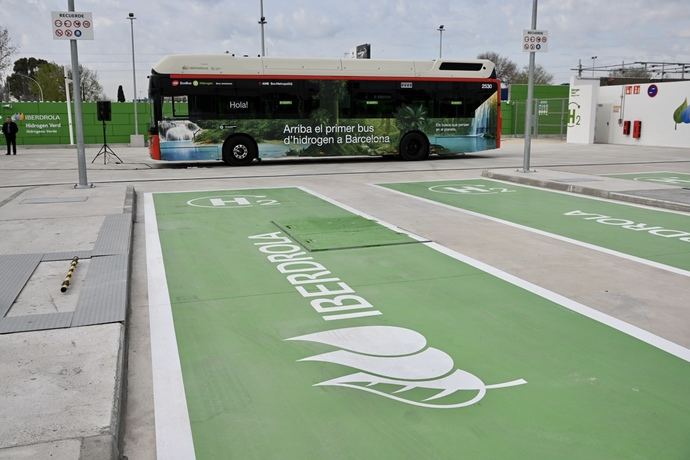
[
  {"left": 522, "top": 0, "right": 537, "bottom": 173},
  {"left": 128, "top": 13, "right": 138, "bottom": 136},
  {"left": 437, "top": 25, "right": 444, "bottom": 59},
  {"left": 69, "top": 0, "right": 89, "bottom": 188},
  {"left": 64, "top": 66, "right": 74, "bottom": 145},
  {"left": 259, "top": 0, "right": 267, "bottom": 57}
]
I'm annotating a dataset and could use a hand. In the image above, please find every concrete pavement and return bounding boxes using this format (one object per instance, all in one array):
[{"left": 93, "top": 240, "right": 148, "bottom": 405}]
[
  {"left": 0, "top": 178, "right": 132, "bottom": 459},
  {"left": 0, "top": 139, "right": 688, "bottom": 459}
]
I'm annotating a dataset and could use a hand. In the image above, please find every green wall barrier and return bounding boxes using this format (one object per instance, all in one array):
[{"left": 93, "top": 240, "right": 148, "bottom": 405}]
[
  {"left": 0, "top": 101, "right": 150, "bottom": 145},
  {"left": 502, "top": 85, "right": 570, "bottom": 136}
]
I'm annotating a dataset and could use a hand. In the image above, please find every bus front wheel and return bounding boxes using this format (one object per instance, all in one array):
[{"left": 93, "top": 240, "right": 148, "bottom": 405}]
[
  {"left": 399, "top": 132, "right": 429, "bottom": 161},
  {"left": 223, "top": 135, "right": 257, "bottom": 166}
]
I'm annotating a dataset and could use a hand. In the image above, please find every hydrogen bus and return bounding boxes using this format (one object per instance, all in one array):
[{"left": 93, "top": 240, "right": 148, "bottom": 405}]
[{"left": 148, "top": 55, "right": 500, "bottom": 165}]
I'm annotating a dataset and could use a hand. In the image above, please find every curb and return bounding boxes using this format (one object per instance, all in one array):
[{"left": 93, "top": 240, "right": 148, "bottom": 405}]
[{"left": 482, "top": 170, "right": 690, "bottom": 213}]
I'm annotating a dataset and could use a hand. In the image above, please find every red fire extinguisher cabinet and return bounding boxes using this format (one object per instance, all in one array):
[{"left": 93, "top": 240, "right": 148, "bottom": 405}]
[{"left": 632, "top": 120, "right": 642, "bottom": 139}]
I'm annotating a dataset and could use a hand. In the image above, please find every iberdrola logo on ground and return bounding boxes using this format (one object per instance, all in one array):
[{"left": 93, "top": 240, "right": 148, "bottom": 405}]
[
  {"left": 288, "top": 326, "right": 526, "bottom": 409},
  {"left": 673, "top": 98, "right": 690, "bottom": 129}
]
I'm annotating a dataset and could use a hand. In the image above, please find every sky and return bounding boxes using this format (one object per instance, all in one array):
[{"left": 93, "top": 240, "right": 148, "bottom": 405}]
[{"left": 1, "top": 0, "right": 689, "bottom": 100}]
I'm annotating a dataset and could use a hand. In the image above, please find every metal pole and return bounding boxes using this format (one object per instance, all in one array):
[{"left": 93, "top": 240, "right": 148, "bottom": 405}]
[
  {"left": 128, "top": 14, "right": 138, "bottom": 136},
  {"left": 259, "top": 0, "right": 266, "bottom": 57},
  {"left": 437, "top": 25, "right": 444, "bottom": 59},
  {"left": 69, "top": 0, "right": 89, "bottom": 188},
  {"left": 64, "top": 66, "right": 74, "bottom": 145},
  {"left": 560, "top": 99, "right": 565, "bottom": 140},
  {"left": 522, "top": 0, "right": 537, "bottom": 172}
]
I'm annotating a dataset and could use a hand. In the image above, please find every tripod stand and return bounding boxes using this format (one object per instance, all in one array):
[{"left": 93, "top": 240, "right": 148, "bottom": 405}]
[{"left": 92, "top": 119, "right": 122, "bottom": 164}]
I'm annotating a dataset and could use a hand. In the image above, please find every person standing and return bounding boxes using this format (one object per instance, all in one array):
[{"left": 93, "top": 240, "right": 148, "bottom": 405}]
[{"left": 2, "top": 117, "right": 19, "bottom": 155}]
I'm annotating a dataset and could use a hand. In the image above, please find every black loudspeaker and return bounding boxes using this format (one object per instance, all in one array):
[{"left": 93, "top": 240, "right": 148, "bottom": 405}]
[{"left": 97, "top": 100, "right": 112, "bottom": 121}]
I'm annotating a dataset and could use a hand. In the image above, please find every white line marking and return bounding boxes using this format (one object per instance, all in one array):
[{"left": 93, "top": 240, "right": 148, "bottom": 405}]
[
  {"left": 606, "top": 171, "right": 680, "bottom": 177},
  {"left": 300, "top": 187, "right": 690, "bottom": 363},
  {"left": 146, "top": 185, "right": 690, "bottom": 448},
  {"left": 144, "top": 193, "right": 197, "bottom": 460},
  {"left": 375, "top": 176, "right": 690, "bottom": 216},
  {"left": 370, "top": 183, "right": 690, "bottom": 279}
]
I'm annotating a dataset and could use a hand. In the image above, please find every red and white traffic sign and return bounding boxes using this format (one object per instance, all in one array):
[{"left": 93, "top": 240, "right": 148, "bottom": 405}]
[
  {"left": 522, "top": 29, "right": 549, "bottom": 53},
  {"left": 51, "top": 11, "right": 94, "bottom": 40}
]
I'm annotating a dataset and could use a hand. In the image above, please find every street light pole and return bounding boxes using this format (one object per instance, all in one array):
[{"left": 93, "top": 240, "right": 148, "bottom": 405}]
[
  {"left": 128, "top": 13, "right": 138, "bottom": 136},
  {"left": 437, "top": 25, "right": 445, "bottom": 59},
  {"left": 16, "top": 73, "right": 44, "bottom": 101},
  {"left": 259, "top": 0, "right": 267, "bottom": 57},
  {"left": 64, "top": 66, "right": 74, "bottom": 145},
  {"left": 591, "top": 56, "right": 597, "bottom": 77}
]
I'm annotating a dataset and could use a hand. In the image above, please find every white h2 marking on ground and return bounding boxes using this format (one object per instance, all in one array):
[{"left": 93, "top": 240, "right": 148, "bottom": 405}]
[{"left": 429, "top": 184, "right": 516, "bottom": 195}]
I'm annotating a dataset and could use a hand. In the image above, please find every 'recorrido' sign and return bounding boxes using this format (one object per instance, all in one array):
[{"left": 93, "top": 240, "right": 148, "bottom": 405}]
[
  {"left": 51, "top": 11, "right": 94, "bottom": 40},
  {"left": 522, "top": 29, "right": 548, "bottom": 52}
]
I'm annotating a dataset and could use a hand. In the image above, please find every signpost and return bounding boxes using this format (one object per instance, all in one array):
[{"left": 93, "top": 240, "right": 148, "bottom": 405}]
[
  {"left": 52, "top": 4, "right": 92, "bottom": 188},
  {"left": 521, "top": 0, "right": 547, "bottom": 173},
  {"left": 51, "top": 11, "right": 94, "bottom": 40},
  {"left": 522, "top": 29, "right": 548, "bottom": 53}
]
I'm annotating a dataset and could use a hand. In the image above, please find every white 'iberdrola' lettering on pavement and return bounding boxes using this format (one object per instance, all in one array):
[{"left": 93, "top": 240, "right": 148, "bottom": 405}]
[
  {"left": 249, "top": 232, "right": 382, "bottom": 321},
  {"left": 564, "top": 210, "right": 690, "bottom": 242}
]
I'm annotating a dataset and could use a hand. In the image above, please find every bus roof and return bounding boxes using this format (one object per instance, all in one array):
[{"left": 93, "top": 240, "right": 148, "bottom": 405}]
[{"left": 151, "top": 55, "right": 496, "bottom": 80}]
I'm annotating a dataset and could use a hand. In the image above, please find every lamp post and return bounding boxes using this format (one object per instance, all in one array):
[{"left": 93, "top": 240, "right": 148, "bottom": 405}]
[
  {"left": 127, "top": 12, "right": 138, "bottom": 136},
  {"left": 16, "top": 73, "right": 44, "bottom": 101},
  {"left": 259, "top": 0, "right": 267, "bottom": 57},
  {"left": 437, "top": 25, "right": 445, "bottom": 59},
  {"left": 591, "top": 55, "right": 597, "bottom": 77}
]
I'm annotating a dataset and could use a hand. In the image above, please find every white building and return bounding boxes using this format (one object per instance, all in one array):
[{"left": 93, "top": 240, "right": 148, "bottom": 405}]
[{"left": 567, "top": 78, "right": 690, "bottom": 148}]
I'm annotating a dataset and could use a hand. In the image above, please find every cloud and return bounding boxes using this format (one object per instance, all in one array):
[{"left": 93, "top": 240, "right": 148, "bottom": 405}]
[{"left": 0, "top": 0, "right": 688, "bottom": 98}]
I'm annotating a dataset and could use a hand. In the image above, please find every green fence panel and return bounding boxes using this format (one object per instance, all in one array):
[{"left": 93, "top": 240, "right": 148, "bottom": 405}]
[{"left": 0, "top": 101, "right": 150, "bottom": 145}]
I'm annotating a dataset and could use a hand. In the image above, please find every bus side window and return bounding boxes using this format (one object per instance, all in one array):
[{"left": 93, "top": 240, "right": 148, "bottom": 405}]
[
  {"left": 163, "top": 96, "right": 189, "bottom": 118},
  {"left": 396, "top": 84, "right": 434, "bottom": 115},
  {"left": 189, "top": 95, "right": 217, "bottom": 118},
  {"left": 267, "top": 93, "right": 301, "bottom": 119}
]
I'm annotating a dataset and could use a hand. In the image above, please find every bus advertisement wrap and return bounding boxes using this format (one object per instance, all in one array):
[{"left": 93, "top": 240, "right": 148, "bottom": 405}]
[
  {"left": 158, "top": 101, "right": 498, "bottom": 161},
  {"left": 149, "top": 56, "right": 500, "bottom": 164}
]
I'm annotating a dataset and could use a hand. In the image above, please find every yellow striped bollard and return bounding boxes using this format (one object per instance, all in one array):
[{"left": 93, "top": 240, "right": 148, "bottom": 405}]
[{"left": 61, "top": 257, "right": 79, "bottom": 293}]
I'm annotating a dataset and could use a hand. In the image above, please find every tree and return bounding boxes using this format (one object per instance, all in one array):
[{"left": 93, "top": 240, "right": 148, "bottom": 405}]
[
  {"left": 35, "top": 62, "right": 66, "bottom": 101},
  {"left": 117, "top": 85, "right": 125, "bottom": 102},
  {"left": 6, "top": 57, "right": 48, "bottom": 100},
  {"left": 514, "top": 64, "right": 554, "bottom": 84},
  {"left": 72, "top": 66, "right": 105, "bottom": 101},
  {"left": 477, "top": 51, "right": 518, "bottom": 84},
  {"left": 5, "top": 57, "right": 105, "bottom": 101},
  {"left": 0, "top": 28, "right": 17, "bottom": 77}
]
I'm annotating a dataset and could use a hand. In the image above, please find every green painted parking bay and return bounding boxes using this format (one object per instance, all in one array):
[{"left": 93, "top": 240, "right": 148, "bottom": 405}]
[
  {"left": 146, "top": 187, "right": 690, "bottom": 459},
  {"left": 605, "top": 171, "right": 690, "bottom": 186},
  {"left": 380, "top": 179, "right": 690, "bottom": 273}
]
